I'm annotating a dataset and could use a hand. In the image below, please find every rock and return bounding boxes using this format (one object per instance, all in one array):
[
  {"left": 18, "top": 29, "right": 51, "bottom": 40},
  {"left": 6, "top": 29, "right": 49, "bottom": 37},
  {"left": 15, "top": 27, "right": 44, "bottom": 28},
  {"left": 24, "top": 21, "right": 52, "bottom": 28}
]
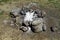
[
  {"left": 10, "top": 20, "right": 15, "bottom": 26},
  {"left": 16, "top": 17, "right": 22, "bottom": 24},
  {"left": 3, "top": 20, "right": 9, "bottom": 25},
  {"left": 9, "top": 3, "right": 47, "bottom": 33},
  {"left": 32, "top": 22, "right": 44, "bottom": 32},
  {"left": 10, "top": 8, "right": 21, "bottom": 17},
  {"left": 50, "top": 26, "right": 58, "bottom": 32},
  {"left": 20, "top": 26, "right": 28, "bottom": 32},
  {"left": 20, "top": 26, "right": 32, "bottom": 34},
  {"left": 32, "top": 18, "right": 46, "bottom": 32},
  {"left": 10, "top": 23, "right": 15, "bottom": 26},
  {"left": 32, "top": 18, "right": 44, "bottom": 26},
  {"left": 28, "top": 3, "right": 39, "bottom": 10},
  {"left": 41, "top": 10, "right": 46, "bottom": 18}
]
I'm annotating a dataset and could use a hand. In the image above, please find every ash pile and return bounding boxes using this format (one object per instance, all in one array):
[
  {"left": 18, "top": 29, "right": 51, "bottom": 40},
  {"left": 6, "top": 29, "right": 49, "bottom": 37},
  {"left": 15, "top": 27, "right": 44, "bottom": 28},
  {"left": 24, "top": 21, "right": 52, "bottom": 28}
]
[{"left": 8, "top": 3, "right": 47, "bottom": 33}]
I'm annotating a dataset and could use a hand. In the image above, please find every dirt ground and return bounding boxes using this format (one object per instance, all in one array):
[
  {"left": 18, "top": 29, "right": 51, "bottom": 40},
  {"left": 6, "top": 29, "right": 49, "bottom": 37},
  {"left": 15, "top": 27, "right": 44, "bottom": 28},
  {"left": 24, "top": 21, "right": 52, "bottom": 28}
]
[
  {"left": 0, "top": 0, "right": 60, "bottom": 40},
  {"left": 0, "top": 15, "right": 60, "bottom": 40}
]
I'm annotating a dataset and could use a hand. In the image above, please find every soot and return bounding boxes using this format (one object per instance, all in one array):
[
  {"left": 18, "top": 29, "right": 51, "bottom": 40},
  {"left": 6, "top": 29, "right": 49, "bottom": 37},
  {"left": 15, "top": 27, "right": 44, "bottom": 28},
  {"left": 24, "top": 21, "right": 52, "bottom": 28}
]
[
  {"left": 50, "top": 27, "right": 54, "bottom": 32},
  {"left": 28, "top": 24, "right": 35, "bottom": 32}
]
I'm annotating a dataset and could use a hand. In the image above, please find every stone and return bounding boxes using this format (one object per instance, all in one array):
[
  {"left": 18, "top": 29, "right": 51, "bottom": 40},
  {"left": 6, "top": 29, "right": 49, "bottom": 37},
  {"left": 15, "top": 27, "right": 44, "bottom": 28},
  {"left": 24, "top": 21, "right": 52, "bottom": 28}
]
[
  {"left": 32, "top": 22, "right": 44, "bottom": 32},
  {"left": 32, "top": 18, "right": 46, "bottom": 32},
  {"left": 32, "top": 18, "right": 44, "bottom": 26},
  {"left": 20, "top": 26, "right": 32, "bottom": 34},
  {"left": 3, "top": 20, "right": 8, "bottom": 25},
  {"left": 10, "top": 8, "right": 21, "bottom": 17}
]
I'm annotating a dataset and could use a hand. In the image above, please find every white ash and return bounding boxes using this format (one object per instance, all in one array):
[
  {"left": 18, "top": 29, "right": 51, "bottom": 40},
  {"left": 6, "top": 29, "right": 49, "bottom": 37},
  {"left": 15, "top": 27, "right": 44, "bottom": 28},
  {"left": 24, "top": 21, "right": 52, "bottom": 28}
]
[{"left": 24, "top": 11, "right": 34, "bottom": 22}]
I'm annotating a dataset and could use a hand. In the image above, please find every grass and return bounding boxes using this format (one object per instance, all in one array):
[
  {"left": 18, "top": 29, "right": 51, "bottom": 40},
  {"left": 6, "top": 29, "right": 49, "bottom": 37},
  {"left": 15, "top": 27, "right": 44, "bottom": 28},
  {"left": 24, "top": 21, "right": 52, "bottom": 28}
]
[
  {"left": 0, "top": 0, "right": 60, "bottom": 8},
  {"left": 48, "top": 0, "right": 60, "bottom": 9},
  {"left": 0, "top": 10, "right": 4, "bottom": 15},
  {"left": 0, "top": 0, "right": 10, "bottom": 2}
]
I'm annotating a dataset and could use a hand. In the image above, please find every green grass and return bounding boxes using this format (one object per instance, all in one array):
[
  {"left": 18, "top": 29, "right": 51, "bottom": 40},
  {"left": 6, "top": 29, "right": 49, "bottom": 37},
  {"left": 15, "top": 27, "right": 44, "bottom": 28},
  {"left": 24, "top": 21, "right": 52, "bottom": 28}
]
[
  {"left": 0, "top": 0, "right": 10, "bottom": 2},
  {"left": 0, "top": 10, "right": 4, "bottom": 15},
  {"left": 48, "top": 0, "right": 60, "bottom": 8},
  {"left": 0, "top": 0, "right": 60, "bottom": 9}
]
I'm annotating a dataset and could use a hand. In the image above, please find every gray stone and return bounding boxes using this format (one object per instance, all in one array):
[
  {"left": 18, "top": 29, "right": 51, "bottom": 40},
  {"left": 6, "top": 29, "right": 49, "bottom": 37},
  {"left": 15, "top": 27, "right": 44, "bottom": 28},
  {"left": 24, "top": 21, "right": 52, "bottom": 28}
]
[
  {"left": 32, "top": 18, "right": 44, "bottom": 26},
  {"left": 10, "top": 8, "right": 21, "bottom": 17}
]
